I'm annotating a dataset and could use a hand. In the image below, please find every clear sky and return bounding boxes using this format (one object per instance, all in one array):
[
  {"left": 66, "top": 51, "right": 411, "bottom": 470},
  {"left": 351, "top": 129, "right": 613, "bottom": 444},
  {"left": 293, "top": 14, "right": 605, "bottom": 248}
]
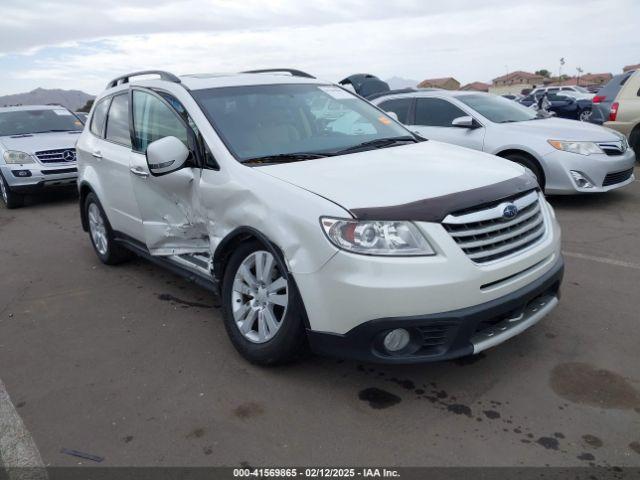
[{"left": 0, "top": 0, "right": 638, "bottom": 96}]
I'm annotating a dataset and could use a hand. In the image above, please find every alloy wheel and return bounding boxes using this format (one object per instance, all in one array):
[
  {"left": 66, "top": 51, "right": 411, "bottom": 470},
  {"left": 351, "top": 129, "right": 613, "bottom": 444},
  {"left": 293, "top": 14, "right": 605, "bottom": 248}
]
[
  {"left": 88, "top": 203, "right": 108, "bottom": 255},
  {"left": 579, "top": 110, "right": 592, "bottom": 122},
  {"left": 231, "top": 250, "right": 288, "bottom": 343}
]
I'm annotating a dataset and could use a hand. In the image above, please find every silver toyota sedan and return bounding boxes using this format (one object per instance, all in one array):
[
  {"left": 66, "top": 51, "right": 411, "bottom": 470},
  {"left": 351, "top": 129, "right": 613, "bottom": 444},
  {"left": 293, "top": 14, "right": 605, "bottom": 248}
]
[{"left": 371, "top": 90, "right": 635, "bottom": 194}]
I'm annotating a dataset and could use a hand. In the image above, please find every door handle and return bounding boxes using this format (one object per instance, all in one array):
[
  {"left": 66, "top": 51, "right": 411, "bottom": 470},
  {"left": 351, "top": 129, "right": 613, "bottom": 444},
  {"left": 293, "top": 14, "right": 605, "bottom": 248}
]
[
  {"left": 130, "top": 167, "right": 150, "bottom": 179},
  {"left": 92, "top": 151, "right": 102, "bottom": 159}
]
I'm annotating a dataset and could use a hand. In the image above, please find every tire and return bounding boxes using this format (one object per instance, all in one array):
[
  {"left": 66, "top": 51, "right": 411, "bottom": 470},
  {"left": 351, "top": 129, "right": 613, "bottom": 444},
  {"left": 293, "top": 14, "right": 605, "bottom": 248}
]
[
  {"left": 630, "top": 128, "right": 640, "bottom": 159},
  {"left": 84, "top": 192, "right": 133, "bottom": 265},
  {"left": 579, "top": 109, "right": 592, "bottom": 122},
  {"left": 0, "top": 173, "right": 24, "bottom": 209},
  {"left": 221, "top": 240, "right": 307, "bottom": 365},
  {"left": 503, "top": 153, "right": 545, "bottom": 191}
]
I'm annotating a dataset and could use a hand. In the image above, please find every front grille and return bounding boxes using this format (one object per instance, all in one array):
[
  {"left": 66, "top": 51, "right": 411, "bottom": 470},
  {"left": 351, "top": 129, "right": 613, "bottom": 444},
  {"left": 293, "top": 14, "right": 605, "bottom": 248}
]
[
  {"left": 597, "top": 141, "right": 625, "bottom": 156},
  {"left": 443, "top": 190, "right": 546, "bottom": 264},
  {"left": 602, "top": 168, "right": 633, "bottom": 186},
  {"left": 41, "top": 167, "right": 77, "bottom": 175},
  {"left": 34, "top": 148, "right": 76, "bottom": 164}
]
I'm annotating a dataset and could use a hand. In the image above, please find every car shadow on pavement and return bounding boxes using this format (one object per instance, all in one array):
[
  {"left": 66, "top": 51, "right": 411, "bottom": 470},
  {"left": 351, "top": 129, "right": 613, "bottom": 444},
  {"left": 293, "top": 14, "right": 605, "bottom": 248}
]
[
  {"left": 20, "top": 188, "right": 79, "bottom": 208},
  {"left": 547, "top": 189, "right": 633, "bottom": 210}
]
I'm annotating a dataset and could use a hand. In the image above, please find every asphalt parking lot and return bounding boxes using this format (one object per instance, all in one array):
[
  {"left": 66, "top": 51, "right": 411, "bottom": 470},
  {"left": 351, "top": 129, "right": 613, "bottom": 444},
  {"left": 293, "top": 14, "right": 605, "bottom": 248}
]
[{"left": 1, "top": 169, "right": 639, "bottom": 469}]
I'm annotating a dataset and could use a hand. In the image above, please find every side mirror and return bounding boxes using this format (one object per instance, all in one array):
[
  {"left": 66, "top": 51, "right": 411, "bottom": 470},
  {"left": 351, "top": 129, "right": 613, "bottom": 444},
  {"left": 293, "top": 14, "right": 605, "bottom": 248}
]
[
  {"left": 451, "top": 116, "right": 477, "bottom": 128},
  {"left": 385, "top": 111, "right": 399, "bottom": 121},
  {"left": 146, "top": 136, "right": 190, "bottom": 176}
]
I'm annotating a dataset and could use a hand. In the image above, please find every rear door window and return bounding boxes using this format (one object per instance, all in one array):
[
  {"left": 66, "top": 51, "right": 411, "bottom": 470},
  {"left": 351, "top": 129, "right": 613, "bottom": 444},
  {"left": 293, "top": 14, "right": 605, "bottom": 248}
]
[
  {"left": 378, "top": 98, "right": 413, "bottom": 123},
  {"left": 105, "top": 94, "right": 131, "bottom": 147},
  {"left": 596, "top": 72, "right": 633, "bottom": 100}
]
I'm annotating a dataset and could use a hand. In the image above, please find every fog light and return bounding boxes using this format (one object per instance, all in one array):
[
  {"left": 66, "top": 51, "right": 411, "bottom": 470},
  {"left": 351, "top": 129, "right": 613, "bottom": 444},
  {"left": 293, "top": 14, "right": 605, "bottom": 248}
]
[
  {"left": 570, "top": 170, "right": 594, "bottom": 189},
  {"left": 383, "top": 328, "right": 410, "bottom": 352},
  {"left": 11, "top": 169, "right": 31, "bottom": 177}
]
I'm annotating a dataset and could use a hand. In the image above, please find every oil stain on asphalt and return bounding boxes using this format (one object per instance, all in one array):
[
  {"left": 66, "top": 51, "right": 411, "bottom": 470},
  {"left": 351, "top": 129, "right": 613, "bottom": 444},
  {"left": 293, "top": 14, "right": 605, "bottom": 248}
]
[
  {"left": 582, "top": 434, "right": 604, "bottom": 448},
  {"left": 351, "top": 363, "right": 632, "bottom": 466},
  {"left": 358, "top": 388, "right": 402, "bottom": 409},
  {"left": 550, "top": 362, "right": 640, "bottom": 409},
  {"left": 157, "top": 293, "right": 217, "bottom": 309},
  {"left": 234, "top": 402, "right": 265, "bottom": 419}
]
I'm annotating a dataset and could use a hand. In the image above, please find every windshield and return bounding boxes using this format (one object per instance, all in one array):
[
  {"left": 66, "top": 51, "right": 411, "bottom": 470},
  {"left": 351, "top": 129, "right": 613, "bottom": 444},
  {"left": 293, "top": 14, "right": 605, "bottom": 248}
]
[
  {"left": 574, "top": 86, "right": 590, "bottom": 93},
  {"left": 457, "top": 94, "right": 538, "bottom": 123},
  {"left": 191, "top": 84, "right": 412, "bottom": 161},
  {"left": 0, "top": 109, "right": 83, "bottom": 136}
]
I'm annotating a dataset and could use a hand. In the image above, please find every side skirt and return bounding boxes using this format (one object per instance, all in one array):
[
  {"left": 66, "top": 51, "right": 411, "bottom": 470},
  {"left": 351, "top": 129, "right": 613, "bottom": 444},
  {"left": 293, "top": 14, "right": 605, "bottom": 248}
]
[{"left": 113, "top": 232, "right": 219, "bottom": 294}]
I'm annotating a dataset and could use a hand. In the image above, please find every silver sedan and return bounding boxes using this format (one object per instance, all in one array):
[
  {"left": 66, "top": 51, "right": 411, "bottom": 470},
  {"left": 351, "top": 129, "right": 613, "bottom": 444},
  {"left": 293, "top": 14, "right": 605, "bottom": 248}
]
[{"left": 372, "top": 90, "right": 636, "bottom": 194}]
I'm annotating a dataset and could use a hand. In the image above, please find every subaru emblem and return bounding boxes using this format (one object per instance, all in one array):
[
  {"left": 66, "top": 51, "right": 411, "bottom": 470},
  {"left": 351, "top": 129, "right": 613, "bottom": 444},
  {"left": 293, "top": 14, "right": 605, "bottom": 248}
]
[{"left": 502, "top": 203, "right": 518, "bottom": 219}]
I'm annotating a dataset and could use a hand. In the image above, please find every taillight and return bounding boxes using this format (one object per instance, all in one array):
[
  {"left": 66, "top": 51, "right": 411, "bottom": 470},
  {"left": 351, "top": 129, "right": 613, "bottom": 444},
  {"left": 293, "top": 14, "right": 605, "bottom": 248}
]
[
  {"left": 609, "top": 102, "right": 619, "bottom": 121},
  {"left": 592, "top": 95, "right": 606, "bottom": 103}
]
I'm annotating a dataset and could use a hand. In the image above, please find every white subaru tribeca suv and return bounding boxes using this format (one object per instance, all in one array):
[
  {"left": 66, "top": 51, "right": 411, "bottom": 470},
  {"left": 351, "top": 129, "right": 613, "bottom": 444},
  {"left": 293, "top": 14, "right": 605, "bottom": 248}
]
[{"left": 76, "top": 69, "right": 563, "bottom": 365}]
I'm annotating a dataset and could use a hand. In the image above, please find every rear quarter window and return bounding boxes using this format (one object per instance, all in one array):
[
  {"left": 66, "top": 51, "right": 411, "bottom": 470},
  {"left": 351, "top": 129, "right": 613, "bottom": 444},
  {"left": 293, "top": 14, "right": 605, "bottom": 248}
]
[{"left": 90, "top": 97, "right": 111, "bottom": 138}]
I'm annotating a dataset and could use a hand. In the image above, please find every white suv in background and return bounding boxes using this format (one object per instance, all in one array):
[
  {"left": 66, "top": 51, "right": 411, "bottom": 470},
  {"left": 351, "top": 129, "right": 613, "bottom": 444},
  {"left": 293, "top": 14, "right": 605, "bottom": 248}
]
[
  {"left": 0, "top": 105, "right": 83, "bottom": 208},
  {"left": 76, "top": 69, "right": 563, "bottom": 365}
]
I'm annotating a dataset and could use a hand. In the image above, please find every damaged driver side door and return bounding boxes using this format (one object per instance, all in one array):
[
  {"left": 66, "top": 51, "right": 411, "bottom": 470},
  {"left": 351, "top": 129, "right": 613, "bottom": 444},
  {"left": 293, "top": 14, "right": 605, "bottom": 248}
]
[{"left": 128, "top": 88, "right": 208, "bottom": 255}]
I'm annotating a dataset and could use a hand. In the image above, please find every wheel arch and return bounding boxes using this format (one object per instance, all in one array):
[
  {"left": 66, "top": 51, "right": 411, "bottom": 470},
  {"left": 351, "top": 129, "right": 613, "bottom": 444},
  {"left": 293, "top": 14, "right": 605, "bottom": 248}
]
[
  {"left": 495, "top": 148, "right": 547, "bottom": 188},
  {"left": 213, "top": 226, "right": 311, "bottom": 329},
  {"left": 212, "top": 226, "right": 289, "bottom": 286},
  {"left": 79, "top": 181, "right": 96, "bottom": 232}
]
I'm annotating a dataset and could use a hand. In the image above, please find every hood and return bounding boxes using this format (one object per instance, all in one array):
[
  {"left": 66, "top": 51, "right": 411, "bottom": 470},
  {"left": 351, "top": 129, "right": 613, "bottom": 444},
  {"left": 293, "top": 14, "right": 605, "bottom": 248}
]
[
  {"left": 0, "top": 131, "right": 80, "bottom": 155},
  {"left": 257, "top": 141, "right": 536, "bottom": 219},
  {"left": 499, "top": 117, "right": 620, "bottom": 141}
]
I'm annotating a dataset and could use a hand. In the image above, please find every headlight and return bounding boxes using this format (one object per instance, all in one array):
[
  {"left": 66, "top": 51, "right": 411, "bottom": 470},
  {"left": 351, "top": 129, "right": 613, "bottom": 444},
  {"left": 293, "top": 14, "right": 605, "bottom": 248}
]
[
  {"left": 3, "top": 150, "right": 35, "bottom": 164},
  {"left": 320, "top": 217, "right": 435, "bottom": 256},
  {"left": 547, "top": 140, "right": 603, "bottom": 156}
]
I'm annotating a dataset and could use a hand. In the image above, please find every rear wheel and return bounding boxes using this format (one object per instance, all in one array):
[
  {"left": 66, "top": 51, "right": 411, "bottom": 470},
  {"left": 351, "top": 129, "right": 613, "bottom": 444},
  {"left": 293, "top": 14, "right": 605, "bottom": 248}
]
[
  {"left": 0, "top": 173, "right": 24, "bottom": 209},
  {"left": 84, "top": 192, "right": 133, "bottom": 265},
  {"left": 502, "top": 153, "right": 546, "bottom": 191},
  {"left": 579, "top": 109, "right": 592, "bottom": 122},
  {"left": 221, "top": 241, "right": 307, "bottom": 365}
]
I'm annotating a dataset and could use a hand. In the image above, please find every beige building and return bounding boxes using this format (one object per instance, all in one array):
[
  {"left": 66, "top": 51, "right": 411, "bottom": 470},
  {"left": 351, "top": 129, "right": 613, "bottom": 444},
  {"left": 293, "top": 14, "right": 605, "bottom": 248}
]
[
  {"left": 489, "top": 71, "right": 544, "bottom": 95},
  {"left": 623, "top": 63, "right": 640, "bottom": 72},
  {"left": 417, "top": 77, "right": 460, "bottom": 90},
  {"left": 460, "top": 81, "right": 490, "bottom": 92}
]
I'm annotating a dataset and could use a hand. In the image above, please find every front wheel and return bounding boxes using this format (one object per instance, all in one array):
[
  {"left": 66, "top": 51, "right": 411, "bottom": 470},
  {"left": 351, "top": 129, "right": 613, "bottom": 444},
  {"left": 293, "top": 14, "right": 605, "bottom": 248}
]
[
  {"left": 503, "top": 153, "right": 546, "bottom": 191},
  {"left": 221, "top": 241, "right": 307, "bottom": 365},
  {"left": 0, "top": 173, "right": 24, "bottom": 209}
]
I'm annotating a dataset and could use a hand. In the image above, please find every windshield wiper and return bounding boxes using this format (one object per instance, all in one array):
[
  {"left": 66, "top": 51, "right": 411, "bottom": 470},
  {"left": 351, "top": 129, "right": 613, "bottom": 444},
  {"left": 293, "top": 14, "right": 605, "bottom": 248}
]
[
  {"left": 334, "top": 136, "right": 417, "bottom": 155},
  {"left": 243, "top": 152, "right": 330, "bottom": 165}
]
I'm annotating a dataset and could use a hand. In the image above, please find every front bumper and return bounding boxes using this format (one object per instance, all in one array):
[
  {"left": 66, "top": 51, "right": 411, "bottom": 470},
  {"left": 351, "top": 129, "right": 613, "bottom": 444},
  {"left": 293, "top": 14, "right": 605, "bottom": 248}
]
[
  {"left": 0, "top": 164, "right": 77, "bottom": 193},
  {"left": 542, "top": 148, "right": 636, "bottom": 194},
  {"left": 307, "top": 256, "right": 563, "bottom": 364}
]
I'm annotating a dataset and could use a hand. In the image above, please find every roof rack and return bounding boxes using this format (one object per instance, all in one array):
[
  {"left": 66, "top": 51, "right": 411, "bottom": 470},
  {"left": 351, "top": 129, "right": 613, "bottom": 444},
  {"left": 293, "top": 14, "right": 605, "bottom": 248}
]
[
  {"left": 242, "top": 68, "right": 315, "bottom": 79},
  {"left": 106, "top": 70, "right": 181, "bottom": 89}
]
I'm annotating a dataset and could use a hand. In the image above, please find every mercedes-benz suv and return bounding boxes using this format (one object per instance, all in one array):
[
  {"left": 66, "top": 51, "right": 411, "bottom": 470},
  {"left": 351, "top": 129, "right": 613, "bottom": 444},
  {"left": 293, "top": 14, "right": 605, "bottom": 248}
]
[
  {"left": 0, "top": 105, "right": 83, "bottom": 208},
  {"left": 76, "top": 69, "right": 563, "bottom": 365}
]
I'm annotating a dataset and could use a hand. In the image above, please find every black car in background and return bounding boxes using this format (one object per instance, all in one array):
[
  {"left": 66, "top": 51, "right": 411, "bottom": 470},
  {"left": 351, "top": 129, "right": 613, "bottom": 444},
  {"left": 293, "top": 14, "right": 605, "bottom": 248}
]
[{"left": 519, "top": 91, "right": 593, "bottom": 121}]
